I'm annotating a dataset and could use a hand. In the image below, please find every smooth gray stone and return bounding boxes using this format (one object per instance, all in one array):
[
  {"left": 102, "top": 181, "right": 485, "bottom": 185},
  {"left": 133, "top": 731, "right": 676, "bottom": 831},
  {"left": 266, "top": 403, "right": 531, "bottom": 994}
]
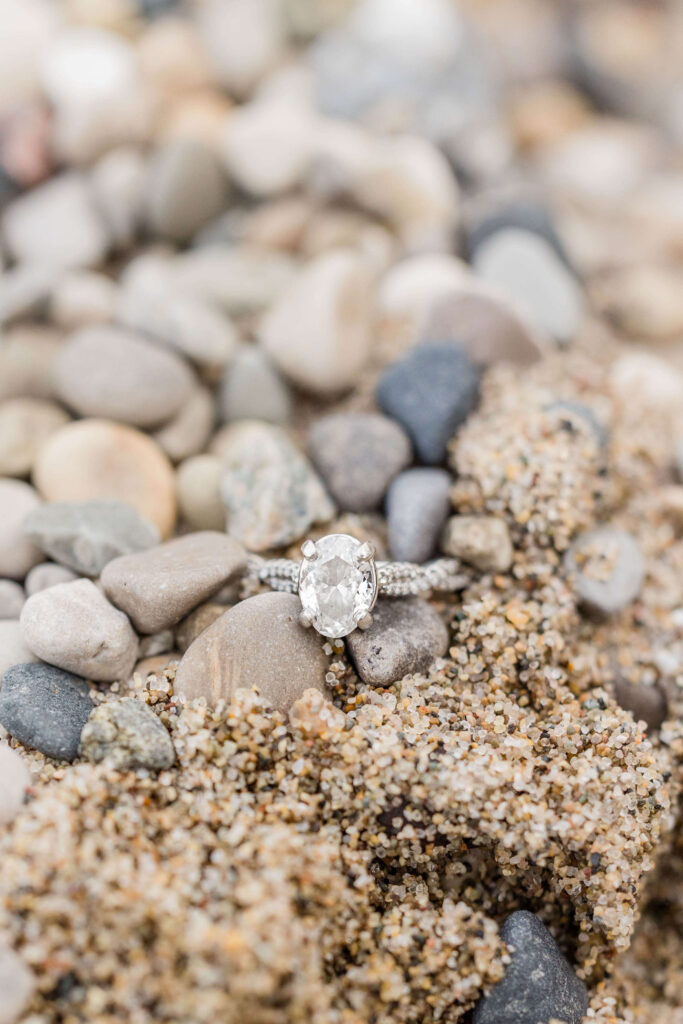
[
  {"left": 564, "top": 526, "right": 644, "bottom": 616},
  {"left": 376, "top": 341, "right": 479, "bottom": 464},
  {"left": 309, "top": 412, "right": 412, "bottom": 512},
  {"left": 0, "top": 662, "right": 94, "bottom": 762},
  {"left": 386, "top": 468, "right": 452, "bottom": 564},
  {"left": 473, "top": 911, "right": 588, "bottom": 1024},
  {"left": 219, "top": 345, "right": 292, "bottom": 425},
  {"left": 467, "top": 198, "right": 574, "bottom": 270},
  {"left": 23, "top": 500, "right": 160, "bottom": 577},
  {"left": 346, "top": 598, "right": 449, "bottom": 686},
  {"left": 80, "top": 697, "right": 175, "bottom": 771},
  {"left": 144, "top": 140, "right": 230, "bottom": 243}
]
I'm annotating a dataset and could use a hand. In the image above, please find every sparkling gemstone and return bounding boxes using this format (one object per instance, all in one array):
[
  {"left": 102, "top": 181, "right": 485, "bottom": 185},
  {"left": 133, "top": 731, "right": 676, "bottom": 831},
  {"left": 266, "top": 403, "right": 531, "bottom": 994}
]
[{"left": 298, "top": 533, "right": 377, "bottom": 639}]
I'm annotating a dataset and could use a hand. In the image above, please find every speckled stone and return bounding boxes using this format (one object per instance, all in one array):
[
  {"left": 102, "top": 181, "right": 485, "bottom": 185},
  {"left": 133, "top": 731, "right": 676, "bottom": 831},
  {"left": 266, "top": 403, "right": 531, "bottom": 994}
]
[
  {"left": 101, "top": 532, "right": 247, "bottom": 634},
  {"left": 473, "top": 910, "right": 588, "bottom": 1024},
  {"left": 0, "top": 621, "right": 38, "bottom": 681},
  {"left": 54, "top": 325, "right": 196, "bottom": 429},
  {"left": 308, "top": 412, "right": 412, "bottom": 512},
  {"left": 20, "top": 579, "right": 139, "bottom": 683},
  {"left": 144, "top": 139, "right": 229, "bottom": 243},
  {"left": 613, "top": 678, "right": 668, "bottom": 732},
  {"left": 346, "top": 597, "right": 449, "bottom": 686},
  {"left": 219, "top": 345, "right": 292, "bottom": 425},
  {"left": 80, "top": 697, "right": 175, "bottom": 771},
  {"left": 0, "top": 941, "right": 35, "bottom": 1024},
  {"left": 216, "top": 421, "right": 335, "bottom": 551},
  {"left": 174, "top": 592, "right": 330, "bottom": 710},
  {"left": 0, "top": 479, "right": 43, "bottom": 581},
  {"left": 376, "top": 341, "right": 480, "bottom": 464},
  {"left": 386, "top": 468, "right": 452, "bottom": 564},
  {"left": 564, "top": 526, "right": 645, "bottom": 616},
  {"left": 24, "top": 563, "right": 79, "bottom": 596},
  {"left": 442, "top": 515, "right": 513, "bottom": 573},
  {"left": 23, "top": 500, "right": 159, "bottom": 577},
  {"left": 0, "top": 662, "right": 94, "bottom": 762},
  {"left": 0, "top": 581, "right": 25, "bottom": 619},
  {"left": 0, "top": 743, "right": 31, "bottom": 826}
]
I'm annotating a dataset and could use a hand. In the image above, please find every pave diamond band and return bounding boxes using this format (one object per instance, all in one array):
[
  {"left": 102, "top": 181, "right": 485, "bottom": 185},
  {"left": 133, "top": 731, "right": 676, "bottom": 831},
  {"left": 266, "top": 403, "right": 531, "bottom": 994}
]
[{"left": 245, "top": 533, "right": 467, "bottom": 639}]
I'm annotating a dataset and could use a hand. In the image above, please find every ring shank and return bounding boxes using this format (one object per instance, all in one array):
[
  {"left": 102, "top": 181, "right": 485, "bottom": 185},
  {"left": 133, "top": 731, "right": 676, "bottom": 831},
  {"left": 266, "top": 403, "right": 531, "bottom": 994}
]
[{"left": 246, "top": 555, "right": 466, "bottom": 598}]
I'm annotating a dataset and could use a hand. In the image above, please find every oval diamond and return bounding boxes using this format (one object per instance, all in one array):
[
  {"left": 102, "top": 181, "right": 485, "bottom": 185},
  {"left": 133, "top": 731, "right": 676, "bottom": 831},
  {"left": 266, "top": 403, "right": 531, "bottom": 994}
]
[{"left": 298, "top": 534, "right": 377, "bottom": 639}]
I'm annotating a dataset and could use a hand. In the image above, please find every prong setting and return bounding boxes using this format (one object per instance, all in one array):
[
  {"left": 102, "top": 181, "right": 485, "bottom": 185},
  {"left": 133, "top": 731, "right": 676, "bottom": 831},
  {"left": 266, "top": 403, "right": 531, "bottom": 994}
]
[
  {"left": 356, "top": 612, "right": 374, "bottom": 630},
  {"left": 353, "top": 541, "right": 375, "bottom": 566},
  {"left": 301, "top": 539, "right": 318, "bottom": 560},
  {"left": 299, "top": 610, "right": 313, "bottom": 629}
]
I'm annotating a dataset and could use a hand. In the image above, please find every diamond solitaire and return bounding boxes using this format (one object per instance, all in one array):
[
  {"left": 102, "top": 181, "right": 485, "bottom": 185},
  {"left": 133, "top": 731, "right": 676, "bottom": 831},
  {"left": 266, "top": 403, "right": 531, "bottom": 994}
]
[{"left": 298, "top": 534, "right": 377, "bottom": 639}]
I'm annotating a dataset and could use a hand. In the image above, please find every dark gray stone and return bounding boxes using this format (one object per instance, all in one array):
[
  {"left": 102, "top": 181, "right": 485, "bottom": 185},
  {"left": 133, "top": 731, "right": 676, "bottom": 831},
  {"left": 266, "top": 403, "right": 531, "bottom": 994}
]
[
  {"left": 80, "top": 697, "right": 175, "bottom": 771},
  {"left": 614, "top": 679, "right": 668, "bottom": 733},
  {"left": 0, "top": 662, "right": 94, "bottom": 762},
  {"left": 564, "top": 526, "right": 644, "bottom": 617},
  {"left": 386, "top": 468, "right": 452, "bottom": 563},
  {"left": 375, "top": 341, "right": 480, "bottom": 464},
  {"left": 473, "top": 910, "right": 589, "bottom": 1024},
  {"left": 467, "top": 199, "right": 574, "bottom": 271},
  {"left": 346, "top": 598, "right": 449, "bottom": 686},
  {"left": 309, "top": 412, "right": 412, "bottom": 512},
  {"left": 23, "top": 499, "right": 160, "bottom": 577}
]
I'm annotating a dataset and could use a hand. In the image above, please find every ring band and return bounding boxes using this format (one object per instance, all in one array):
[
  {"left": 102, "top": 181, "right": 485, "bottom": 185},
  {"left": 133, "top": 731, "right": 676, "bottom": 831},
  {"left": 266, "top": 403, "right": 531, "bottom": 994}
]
[{"left": 245, "top": 533, "right": 466, "bottom": 639}]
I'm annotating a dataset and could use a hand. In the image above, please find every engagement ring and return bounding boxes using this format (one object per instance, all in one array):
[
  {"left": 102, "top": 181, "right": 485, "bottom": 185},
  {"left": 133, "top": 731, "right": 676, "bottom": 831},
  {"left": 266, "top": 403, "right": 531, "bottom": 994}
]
[{"left": 246, "top": 533, "right": 467, "bottom": 639}]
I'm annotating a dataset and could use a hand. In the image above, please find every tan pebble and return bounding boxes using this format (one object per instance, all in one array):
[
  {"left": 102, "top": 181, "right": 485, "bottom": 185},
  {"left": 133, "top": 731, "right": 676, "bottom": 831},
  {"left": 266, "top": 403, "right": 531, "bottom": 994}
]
[
  {"left": 442, "top": 515, "right": 513, "bottom": 573},
  {"left": 175, "top": 601, "right": 226, "bottom": 653},
  {"left": 49, "top": 269, "right": 117, "bottom": 329},
  {"left": 134, "top": 653, "right": 180, "bottom": 678},
  {"left": 0, "top": 325, "right": 64, "bottom": 402},
  {"left": 137, "top": 16, "right": 211, "bottom": 99},
  {"left": 175, "top": 454, "right": 224, "bottom": 531},
  {"left": 0, "top": 398, "right": 71, "bottom": 477},
  {"left": 222, "top": 96, "right": 316, "bottom": 197},
  {"left": 20, "top": 578, "right": 139, "bottom": 683},
  {"left": 174, "top": 592, "right": 330, "bottom": 711},
  {"left": 0, "top": 479, "right": 43, "bottom": 580},
  {"left": 33, "top": 419, "right": 177, "bottom": 539},
  {"left": 153, "top": 387, "right": 215, "bottom": 464},
  {"left": 101, "top": 531, "right": 247, "bottom": 634}
]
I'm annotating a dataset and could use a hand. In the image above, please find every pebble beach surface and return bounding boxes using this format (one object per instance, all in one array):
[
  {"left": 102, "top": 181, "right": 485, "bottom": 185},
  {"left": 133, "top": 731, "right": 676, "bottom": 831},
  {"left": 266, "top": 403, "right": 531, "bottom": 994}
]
[{"left": 0, "top": 1, "right": 683, "bottom": 1023}]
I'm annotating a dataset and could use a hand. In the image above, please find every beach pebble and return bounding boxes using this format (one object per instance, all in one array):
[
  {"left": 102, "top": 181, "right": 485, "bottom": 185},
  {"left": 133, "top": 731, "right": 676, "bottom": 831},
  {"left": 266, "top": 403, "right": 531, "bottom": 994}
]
[
  {"left": 198, "top": 0, "right": 285, "bottom": 97},
  {"left": 25, "top": 563, "right": 79, "bottom": 596},
  {"left": 33, "top": 420, "right": 177, "bottom": 539},
  {"left": 1, "top": 173, "right": 109, "bottom": 269},
  {"left": 0, "top": 581, "right": 25, "bottom": 619},
  {"left": 472, "top": 228, "right": 584, "bottom": 345},
  {"left": 614, "top": 678, "right": 668, "bottom": 733},
  {"left": 0, "top": 622, "right": 39, "bottom": 681},
  {"left": 173, "top": 245, "right": 296, "bottom": 315},
  {"left": 309, "top": 412, "right": 411, "bottom": 512},
  {"left": 216, "top": 421, "right": 334, "bottom": 551},
  {"left": 442, "top": 515, "right": 513, "bottom": 573},
  {"left": 0, "top": 942, "right": 35, "bottom": 1024},
  {"left": 376, "top": 341, "right": 480, "bottom": 464},
  {"left": 174, "top": 592, "right": 329, "bottom": 710},
  {"left": 377, "top": 253, "right": 473, "bottom": 335},
  {"left": 0, "top": 398, "right": 71, "bottom": 477},
  {"left": 0, "top": 326, "right": 63, "bottom": 402},
  {"left": 0, "top": 479, "right": 43, "bottom": 580},
  {"left": 260, "top": 249, "right": 375, "bottom": 397},
  {"left": 175, "top": 602, "right": 226, "bottom": 653},
  {"left": 386, "top": 468, "right": 452, "bottom": 563},
  {"left": 23, "top": 500, "right": 159, "bottom": 577},
  {"left": 101, "top": 531, "right": 247, "bottom": 634},
  {"left": 54, "top": 325, "right": 196, "bottom": 428},
  {"left": 175, "top": 454, "right": 224, "bottom": 531},
  {"left": 49, "top": 270, "right": 117, "bottom": 329},
  {"left": 421, "top": 280, "right": 545, "bottom": 366},
  {"left": 80, "top": 697, "right": 175, "bottom": 771},
  {"left": 153, "top": 388, "right": 215, "bottom": 464},
  {"left": 346, "top": 597, "right": 449, "bottom": 686},
  {"left": 89, "top": 146, "right": 147, "bottom": 249},
  {"left": 145, "top": 139, "right": 229, "bottom": 242},
  {"left": 219, "top": 345, "right": 292, "bottom": 425},
  {"left": 0, "top": 662, "right": 94, "bottom": 762},
  {"left": 21, "top": 579, "right": 139, "bottom": 683},
  {"left": 0, "top": 744, "right": 31, "bottom": 826},
  {"left": 117, "top": 264, "right": 238, "bottom": 370},
  {"left": 473, "top": 910, "right": 588, "bottom": 1024},
  {"left": 467, "top": 199, "right": 571, "bottom": 267},
  {"left": 222, "top": 96, "right": 315, "bottom": 197},
  {"left": 564, "top": 527, "right": 645, "bottom": 616},
  {"left": 0, "top": 265, "right": 58, "bottom": 328}
]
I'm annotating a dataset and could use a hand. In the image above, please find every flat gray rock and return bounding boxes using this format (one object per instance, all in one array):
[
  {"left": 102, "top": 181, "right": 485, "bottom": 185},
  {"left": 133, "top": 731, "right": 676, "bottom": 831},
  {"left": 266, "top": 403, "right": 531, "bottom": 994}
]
[
  {"left": 473, "top": 910, "right": 588, "bottom": 1024},
  {"left": 346, "top": 598, "right": 449, "bottom": 686},
  {"left": 564, "top": 526, "right": 644, "bottom": 616},
  {"left": 219, "top": 345, "right": 292, "bottom": 425},
  {"left": 101, "top": 531, "right": 248, "bottom": 634},
  {"left": 23, "top": 499, "right": 160, "bottom": 577},
  {"left": 80, "top": 697, "right": 175, "bottom": 771},
  {"left": 174, "top": 591, "right": 330, "bottom": 711},
  {"left": 386, "top": 468, "right": 452, "bottom": 563},
  {"left": 309, "top": 412, "right": 412, "bottom": 512},
  {"left": 25, "top": 563, "right": 79, "bottom": 596},
  {"left": 0, "top": 662, "right": 94, "bottom": 762},
  {"left": 145, "top": 139, "right": 229, "bottom": 243},
  {"left": 376, "top": 341, "right": 480, "bottom": 464}
]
